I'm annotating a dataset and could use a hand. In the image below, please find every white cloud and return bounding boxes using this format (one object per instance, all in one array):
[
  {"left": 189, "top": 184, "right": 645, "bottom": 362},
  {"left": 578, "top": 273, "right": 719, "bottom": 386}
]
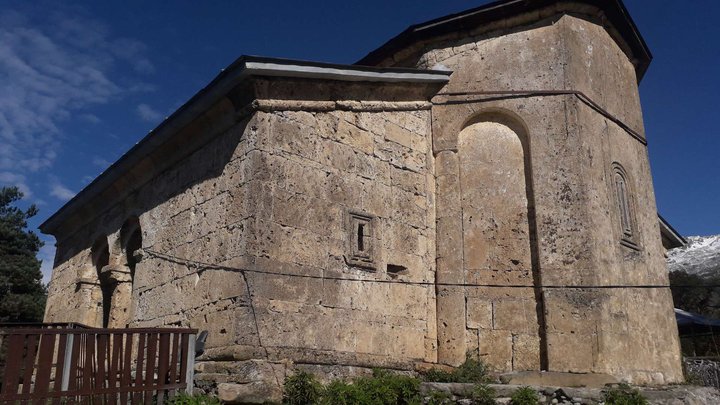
[
  {"left": 91, "top": 156, "right": 111, "bottom": 168},
  {"left": 79, "top": 113, "right": 101, "bottom": 124},
  {"left": 50, "top": 181, "right": 75, "bottom": 201},
  {"left": 136, "top": 103, "right": 163, "bottom": 122},
  {"left": 0, "top": 171, "right": 32, "bottom": 198},
  {"left": 133, "top": 59, "right": 156, "bottom": 75},
  {"left": 0, "top": 6, "right": 155, "bottom": 174}
]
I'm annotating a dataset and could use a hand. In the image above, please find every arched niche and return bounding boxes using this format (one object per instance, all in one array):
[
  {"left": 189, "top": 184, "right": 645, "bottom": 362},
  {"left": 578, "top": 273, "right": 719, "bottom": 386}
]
[
  {"left": 455, "top": 111, "right": 545, "bottom": 371},
  {"left": 457, "top": 112, "right": 534, "bottom": 272},
  {"left": 119, "top": 216, "right": 142, "bottom": 282}
]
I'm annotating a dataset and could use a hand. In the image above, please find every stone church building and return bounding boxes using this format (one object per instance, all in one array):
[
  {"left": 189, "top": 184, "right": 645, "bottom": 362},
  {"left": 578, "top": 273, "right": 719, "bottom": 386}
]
[{"left": 41, "top": 0, "right": 684, "bottom": 397}]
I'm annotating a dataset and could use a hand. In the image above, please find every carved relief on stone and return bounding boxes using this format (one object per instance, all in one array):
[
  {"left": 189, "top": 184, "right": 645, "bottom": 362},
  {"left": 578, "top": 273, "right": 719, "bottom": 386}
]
[{"left": 612, "top": 162, "right": 639, "bottom": 250}]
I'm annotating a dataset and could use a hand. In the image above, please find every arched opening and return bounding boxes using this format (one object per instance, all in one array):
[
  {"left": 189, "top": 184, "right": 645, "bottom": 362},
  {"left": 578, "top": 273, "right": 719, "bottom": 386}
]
[{"left": 91, "top": 237, "right": 112, "bottom": 328}]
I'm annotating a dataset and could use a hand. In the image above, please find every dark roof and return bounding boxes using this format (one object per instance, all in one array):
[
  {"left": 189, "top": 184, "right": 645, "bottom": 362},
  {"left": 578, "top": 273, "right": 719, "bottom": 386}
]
[
  {"left": 676, "top": 308, "right": 720, "bottom": 336},
  {"left": 356, "top": 0, "right": 652, "bottom": 81},
  {"left": 39, "top": 56, "right": 450, "bottom": 235},
  {"left": 659, "top": 214, "right": 687, "bottom": 249}
]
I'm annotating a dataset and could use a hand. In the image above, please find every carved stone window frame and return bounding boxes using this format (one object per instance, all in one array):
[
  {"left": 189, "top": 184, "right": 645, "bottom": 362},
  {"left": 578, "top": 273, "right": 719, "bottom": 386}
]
[
  {"left": 346, "top": 210, "right": 376, "bottom": 270},
  {"left": 611, "top": 162, "right": 640, "bottom": 250}
]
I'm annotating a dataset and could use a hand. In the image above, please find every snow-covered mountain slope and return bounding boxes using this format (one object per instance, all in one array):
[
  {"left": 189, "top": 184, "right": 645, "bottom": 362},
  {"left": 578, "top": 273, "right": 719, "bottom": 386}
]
[{"left": 667, "top": 235, "right": 720, "bottom": 278}]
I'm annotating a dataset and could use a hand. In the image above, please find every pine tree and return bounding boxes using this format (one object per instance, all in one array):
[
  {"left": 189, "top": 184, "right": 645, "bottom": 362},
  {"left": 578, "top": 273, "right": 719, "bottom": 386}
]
[{"left": 0, "top": 186, "right": 47, "bottom": 322}]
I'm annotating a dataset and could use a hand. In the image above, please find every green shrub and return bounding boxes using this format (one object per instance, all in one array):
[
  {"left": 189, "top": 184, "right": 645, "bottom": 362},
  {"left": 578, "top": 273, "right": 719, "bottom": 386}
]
[
  {"left": 603, "top": 384, "right": 649, "bottom": 405},
  {"left": 425, "top": 389, "right": 453, "bottom": 405},
  {"left": 283, "top": 371, "right": 323, "bottom": 405},
  {"left": 287, "top": 368, "right": 422, "bottom": 405},
  {"left": 421, "top": 353, "right": 491, "bottom": 383},
  {"left": 320, "top": 379, "right": 362, "bottom": 405},
  {"left": 169, "top": 392, "right": 221, "bottom": 405},
  {"left": 470, "top": 383, "right": 497, "bottom": 405},
  {"left": 510, "top": 386, "right": 539, "bottom": 405},
  {"left": 348, "top": 369, "right": 421, "bottom": 405}
]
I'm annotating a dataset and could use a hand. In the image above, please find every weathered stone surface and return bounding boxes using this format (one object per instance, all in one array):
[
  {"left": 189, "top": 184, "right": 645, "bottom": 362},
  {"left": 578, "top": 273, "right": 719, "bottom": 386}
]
[{"left": 217, "top": 382, "right": 281, "bottom": 404}]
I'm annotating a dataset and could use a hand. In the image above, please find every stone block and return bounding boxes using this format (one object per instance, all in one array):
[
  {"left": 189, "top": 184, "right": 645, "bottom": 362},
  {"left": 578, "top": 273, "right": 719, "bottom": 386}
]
[
  {"left": 384, "top": 120, "right": 415, "bottom": 149},
  {"left": 216, "top": 362, "right": 283, "bottom": 403},
  {"left": 269, "top": 114, "right": 318, "bottom": 160},
  {"left": 543, "top": 289, "right": 603, "bottom": 335},
  {"left": 436, "top": 287, "right": 467, "bottom": 366},
  {"left": 336, "top": 118, "right": 374, "bottom": 154},
  {"left": 494, "top": 299, "right": 537, "bottom": 334},
  {"left": 466, "top": 298, "right": 492, "bottom": 329},
  {"left": 546, "top": 332, "right": 597, "bottom": 373},
  {"left": 478, "top": 329, "right": 512, "bottom": 372},
  {"left": 511, "top": 334, "right": 541, "bottom": 371},
  {"left": 318, "top": 138, "right": 356, "bottom": 173}
]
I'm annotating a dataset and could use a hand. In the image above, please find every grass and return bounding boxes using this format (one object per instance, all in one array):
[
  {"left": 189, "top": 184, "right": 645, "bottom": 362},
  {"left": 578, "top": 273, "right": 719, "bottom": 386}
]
[
  {"left": 509, "top": 386, "right": 539, "bottom": 405},
  {"left": 420, "top": 354, "right": 492, "bottom": 383},
  {"left": 470, "top": 383, "right": 497, "bottom": 405},
  {"left": 603, "top": 383, "right": 649, "bottom": 405},
  {"left": 284, "top": 368, "right": 422, "bottom": 405},
  {"left": 168, "top": 392, "right": 222, "bottom": 405}
]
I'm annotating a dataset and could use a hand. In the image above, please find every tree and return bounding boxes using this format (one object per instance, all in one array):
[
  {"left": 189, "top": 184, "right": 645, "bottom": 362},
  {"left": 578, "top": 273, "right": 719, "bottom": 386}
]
[{"left": 0, "top": 186, "right": 47, "bottom": 322}]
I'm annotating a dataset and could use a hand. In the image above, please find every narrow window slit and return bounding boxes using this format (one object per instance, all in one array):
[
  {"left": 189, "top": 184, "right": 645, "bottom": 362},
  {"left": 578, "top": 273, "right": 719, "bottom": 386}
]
[
  {"left": 357, "top": 224, "right": 365, "bottom": 252},
  {"left": 346, "top": 211, "right": 376, "bottom": 270}
]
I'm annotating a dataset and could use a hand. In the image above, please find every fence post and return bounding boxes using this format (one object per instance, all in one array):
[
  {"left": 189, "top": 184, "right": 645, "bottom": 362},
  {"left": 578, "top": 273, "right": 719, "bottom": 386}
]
[
  {"left": 184, "top": 334, "right": 196, "bottom": 394},
  {"left": 60, "top": 333, "right": 74, "bottom": 391}
]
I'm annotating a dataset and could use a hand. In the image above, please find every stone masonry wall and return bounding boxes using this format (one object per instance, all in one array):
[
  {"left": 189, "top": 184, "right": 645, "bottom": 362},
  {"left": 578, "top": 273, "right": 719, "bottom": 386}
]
[{"left": 236, "top": 105, "right": 437, "bottom": 367}]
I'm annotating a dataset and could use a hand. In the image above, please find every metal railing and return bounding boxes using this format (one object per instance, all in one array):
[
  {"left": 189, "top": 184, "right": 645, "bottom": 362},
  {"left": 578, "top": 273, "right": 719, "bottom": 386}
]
[{"left": 0, "top": 324, "right": 197, "bottom": 404}]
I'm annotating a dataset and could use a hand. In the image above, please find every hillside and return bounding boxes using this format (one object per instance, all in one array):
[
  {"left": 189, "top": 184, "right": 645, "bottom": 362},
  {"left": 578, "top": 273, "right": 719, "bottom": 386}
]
[{"left": 668, "top": 235, "right": 720, "bottom": 277}]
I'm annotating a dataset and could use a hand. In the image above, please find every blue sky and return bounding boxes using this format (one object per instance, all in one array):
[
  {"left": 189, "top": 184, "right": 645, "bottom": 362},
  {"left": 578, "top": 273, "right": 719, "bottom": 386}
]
[{"left": 1, "top": 0, "right": 718, "bottom": 282}]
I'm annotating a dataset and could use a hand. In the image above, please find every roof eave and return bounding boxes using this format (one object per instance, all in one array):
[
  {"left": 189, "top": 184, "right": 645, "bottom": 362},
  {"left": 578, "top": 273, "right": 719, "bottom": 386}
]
[
  {"left": 40, "top": 56, "right": 451, "bottom": 235},
  {"left": 659, "top": 214, "right": 687, "bottom": 249}
]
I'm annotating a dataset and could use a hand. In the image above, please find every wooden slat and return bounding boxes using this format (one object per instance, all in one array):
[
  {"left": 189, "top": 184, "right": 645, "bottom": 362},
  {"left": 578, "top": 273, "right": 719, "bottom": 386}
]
[
  {"left": 34, "top": 333, "right": 57, "bottom": 394},
  {"left": 120, "top": 332, "right": 133, "bottom": 405},
  {"left": 20, "top": 334, "right": 39, "bottom": 397},
  {"left": 178, "top": 333, "right": 189, "bottom": 385},
  {"left": 108, "top": 333, "right": 122, "bottom": 405},
  {"left": 1, "top": 334, "right": 25, "bottom": 396},
  {"left": 96, "top": 333, "right": 109, "bottom": 404},
  {"left": 156, "top": 333, "right": 171, "bottom": 404},
  {"left": 68, "top": 332, "right": 82, "bottom": 393},
  {"left": 50, "top": 333, "right": 68, "bottom": 405},
  {"left": 82, "top": 333, "right": 95, "bottom": 399},
  {"left": 144, "top": 333, "right": 159, "bottom": 404},
  {"left": 169, "top": 333, "right": 180, "bottom": 384},
  {"left": 132, "top": 333, "right": 146, "bottom": 405}
]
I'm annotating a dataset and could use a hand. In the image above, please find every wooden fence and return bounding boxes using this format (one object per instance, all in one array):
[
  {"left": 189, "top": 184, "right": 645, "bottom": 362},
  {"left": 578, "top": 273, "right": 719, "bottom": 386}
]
[{"left": 0, "top": 324, "right": 197, "bottom": 404}]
